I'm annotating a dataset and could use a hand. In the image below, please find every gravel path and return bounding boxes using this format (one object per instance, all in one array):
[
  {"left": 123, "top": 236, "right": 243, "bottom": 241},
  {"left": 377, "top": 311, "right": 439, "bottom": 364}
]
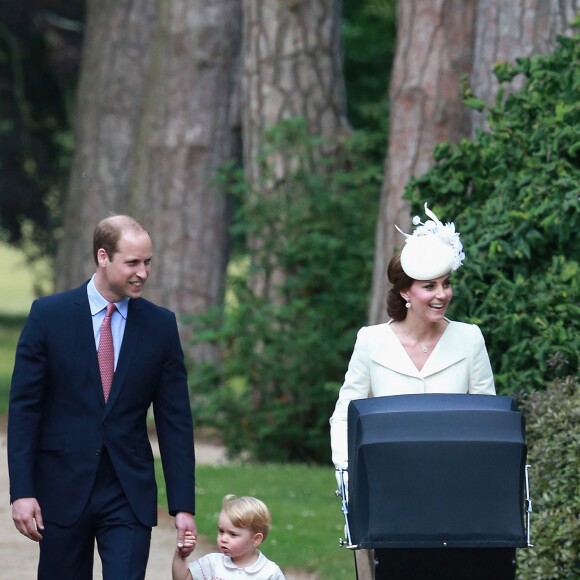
[{"left": 0, "top": 428, "right": 315, "bottom": 579}]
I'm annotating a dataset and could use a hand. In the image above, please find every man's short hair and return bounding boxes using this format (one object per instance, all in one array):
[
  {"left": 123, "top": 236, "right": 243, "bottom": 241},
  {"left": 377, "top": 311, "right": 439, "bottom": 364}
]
[{"left": 93, "top": 215, "right": 148, "bottom": 264}]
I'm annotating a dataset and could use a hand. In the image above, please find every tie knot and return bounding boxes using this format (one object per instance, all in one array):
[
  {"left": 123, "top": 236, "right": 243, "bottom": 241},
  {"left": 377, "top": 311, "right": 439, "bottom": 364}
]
[{"left": 106, "top": 303, "right": 116, "bottom": 317}]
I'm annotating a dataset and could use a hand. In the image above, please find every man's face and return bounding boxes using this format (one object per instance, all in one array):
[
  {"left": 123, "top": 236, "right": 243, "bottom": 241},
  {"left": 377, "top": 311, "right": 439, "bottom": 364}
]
[{"left": 96, "top": 230, "right": 152, "bottom": 302}]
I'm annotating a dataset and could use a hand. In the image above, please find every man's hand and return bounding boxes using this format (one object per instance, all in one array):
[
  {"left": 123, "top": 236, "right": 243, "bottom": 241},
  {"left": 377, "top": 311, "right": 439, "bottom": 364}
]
[
  {"left": 12, "top": 497, "right": 44, "bottom": 541},
  {"left": 175, "top": 512, "right": 197, "bottom": 558}
]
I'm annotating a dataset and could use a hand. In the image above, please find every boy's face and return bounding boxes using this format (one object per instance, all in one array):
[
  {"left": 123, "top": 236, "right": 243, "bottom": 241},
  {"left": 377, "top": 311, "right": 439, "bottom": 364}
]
[{"left": 216, "top": 510, "right": 263, "bottom": 565}]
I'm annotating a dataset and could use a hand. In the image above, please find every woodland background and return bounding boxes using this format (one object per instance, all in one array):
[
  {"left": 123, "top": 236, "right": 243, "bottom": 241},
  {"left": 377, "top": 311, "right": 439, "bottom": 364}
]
[{"left": 0, "top": 1, "right": 578, "bottom": 577}]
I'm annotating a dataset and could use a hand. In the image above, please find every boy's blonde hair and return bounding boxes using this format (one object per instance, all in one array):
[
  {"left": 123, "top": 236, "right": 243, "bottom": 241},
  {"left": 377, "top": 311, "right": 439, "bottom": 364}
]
[{"left": 222, "top": 494, "right": 272, "bottom": 539}]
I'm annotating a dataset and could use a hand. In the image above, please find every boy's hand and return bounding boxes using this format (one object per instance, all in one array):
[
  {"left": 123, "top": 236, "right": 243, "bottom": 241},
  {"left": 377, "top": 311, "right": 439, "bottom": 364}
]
[{"left": 176, "top": 530, "right": 197, "bottom": 558}]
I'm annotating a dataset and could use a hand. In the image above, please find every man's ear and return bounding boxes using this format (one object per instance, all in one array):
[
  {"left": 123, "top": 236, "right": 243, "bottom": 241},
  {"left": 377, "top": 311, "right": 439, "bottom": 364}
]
[
  {"left": 97, "top": 248, "right": 109, "bottom": 267},
  {"left": 253, "top": 532, "right": 264, "bottom": 547}
]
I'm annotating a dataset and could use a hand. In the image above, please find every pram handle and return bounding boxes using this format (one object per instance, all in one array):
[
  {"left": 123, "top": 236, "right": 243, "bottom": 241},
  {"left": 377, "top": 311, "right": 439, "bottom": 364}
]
[{"left": 335, "top": 468, "right": 357, "bottom": 549}]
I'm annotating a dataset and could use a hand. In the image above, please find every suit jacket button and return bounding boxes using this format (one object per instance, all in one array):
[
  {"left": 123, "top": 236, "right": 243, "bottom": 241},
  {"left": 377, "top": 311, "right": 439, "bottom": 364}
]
[{"left": 96, "top": 450, "right": 101, "bottom": 456}]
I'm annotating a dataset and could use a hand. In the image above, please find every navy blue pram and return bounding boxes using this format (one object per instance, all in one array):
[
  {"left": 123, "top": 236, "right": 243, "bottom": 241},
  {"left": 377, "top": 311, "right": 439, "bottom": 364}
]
[{"left": 336, "top": 394, "right": 532, "bottom": 578}]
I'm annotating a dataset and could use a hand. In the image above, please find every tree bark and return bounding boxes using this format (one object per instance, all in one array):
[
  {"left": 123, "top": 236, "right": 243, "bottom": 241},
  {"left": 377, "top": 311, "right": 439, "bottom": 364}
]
[
  {"left": 129, "top": 0, "right": 241, "bottom": 363},
  {"left": 470, "top": 0, "right": 580, "bottom": 132},
  {"left": 369, "top": 0, "right": 580, "bottom": 325},
  {"left": 56, "top": 0, "right": 241, "bottom": 364},
  {"left": 369, "top": 0, "right": 477, "bottom": 325},
  {"left": 242, "top": 0, "right": 349, "bottom": 299},
  {"left": 243, "top": 0, "right": 349, "bottom": 170},
  {"left": 55, "top": 0, "right": 156, "bottom": 289}
]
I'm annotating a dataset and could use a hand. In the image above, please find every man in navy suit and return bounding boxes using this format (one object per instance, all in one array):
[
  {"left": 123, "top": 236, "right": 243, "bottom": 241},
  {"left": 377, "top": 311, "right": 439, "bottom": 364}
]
[{"left": 8, "top": 215, "right": 197, "bottom": 579}]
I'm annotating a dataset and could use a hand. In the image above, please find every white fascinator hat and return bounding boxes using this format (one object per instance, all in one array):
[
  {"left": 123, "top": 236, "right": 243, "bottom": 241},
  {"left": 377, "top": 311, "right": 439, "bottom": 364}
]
[{"left": 396, "top": 203, "right": 465, "bottom": 280}]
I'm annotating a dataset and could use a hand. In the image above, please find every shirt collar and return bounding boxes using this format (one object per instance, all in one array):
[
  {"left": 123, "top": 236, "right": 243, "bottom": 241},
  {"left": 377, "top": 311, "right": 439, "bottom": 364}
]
[
  {"left": 87, "top": 275, "right": 129, "bottom": 319},
  {"left": 222, "top": 551, "right": 268, "bottom": 573}
]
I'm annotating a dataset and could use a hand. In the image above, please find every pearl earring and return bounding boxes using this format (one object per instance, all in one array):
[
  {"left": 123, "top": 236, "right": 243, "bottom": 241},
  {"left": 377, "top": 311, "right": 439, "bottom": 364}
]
[{"left": 405, "top": 301, "right": 411, "bottom": 309}]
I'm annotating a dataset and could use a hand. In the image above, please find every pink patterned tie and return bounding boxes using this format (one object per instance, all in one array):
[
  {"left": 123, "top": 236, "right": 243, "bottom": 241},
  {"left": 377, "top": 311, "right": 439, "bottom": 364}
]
[{"left": 98, "top": 303, "right": 116, "bottom": 402}]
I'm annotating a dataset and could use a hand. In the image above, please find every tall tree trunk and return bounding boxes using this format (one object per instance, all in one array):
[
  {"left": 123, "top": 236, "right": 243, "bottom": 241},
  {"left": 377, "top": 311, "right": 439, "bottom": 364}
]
[
  {"left": 56, "top": 0, "right": 241, "bottom": 364},
  {"left": 55, "top": 0, "right": 156, "bottom": 288},
  {"left": 242, "top": 0, "right": 349, "bottom": 300},
  {"left": 470, "top": 0, "right": 580, "bottom": 132},
  {"left": 369, "top": 0, "right": 477, "bottom": 325},
  {"left": 369, "top": 0, "right": 579, "bottom": 325},
  {"left": 129, "top": 0, "right": 241, "bottom": 363}
]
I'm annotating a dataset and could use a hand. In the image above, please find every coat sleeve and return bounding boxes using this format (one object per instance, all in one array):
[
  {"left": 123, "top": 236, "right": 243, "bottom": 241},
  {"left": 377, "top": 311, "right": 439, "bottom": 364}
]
[
  {"left": 467, "top": 325, "right": 496, "bottom": 395},
  {"left": 329, "top": 327, "right": 372, "bottom": 469},
  {"left": 7, "top": 300, "right": 47, "bottom": 502},
  {"left": 151, "top": 311, "right": 196, "bottom": 516}
]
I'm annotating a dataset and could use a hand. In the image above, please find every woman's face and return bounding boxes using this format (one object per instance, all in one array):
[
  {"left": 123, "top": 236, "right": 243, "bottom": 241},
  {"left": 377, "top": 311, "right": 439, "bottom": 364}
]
[{"left": 403, "top": 273, "right": 453, "bottom": 322}]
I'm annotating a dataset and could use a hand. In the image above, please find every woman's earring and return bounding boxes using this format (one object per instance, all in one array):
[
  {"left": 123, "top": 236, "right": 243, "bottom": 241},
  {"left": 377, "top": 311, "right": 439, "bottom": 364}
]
[{"left": 405, "top": 301, "right": 411, "bottom": 309}]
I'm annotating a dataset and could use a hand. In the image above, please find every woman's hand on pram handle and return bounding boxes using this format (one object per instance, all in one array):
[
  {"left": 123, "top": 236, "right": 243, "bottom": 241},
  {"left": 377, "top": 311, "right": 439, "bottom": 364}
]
[{"left": 335, "top": 468, "right": 348, "bottom": 498}]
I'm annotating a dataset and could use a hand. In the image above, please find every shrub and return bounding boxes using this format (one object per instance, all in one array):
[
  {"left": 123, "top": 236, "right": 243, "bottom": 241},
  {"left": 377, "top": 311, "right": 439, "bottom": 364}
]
[
  {"left": 407, "top": 33, "right": 580, "bottom": 393},
  {"left": 515, "top": 376, "right": 580, "bottom": 579},
  {"left": 189, "top": 119, "right": 382, "bottom": 463}
]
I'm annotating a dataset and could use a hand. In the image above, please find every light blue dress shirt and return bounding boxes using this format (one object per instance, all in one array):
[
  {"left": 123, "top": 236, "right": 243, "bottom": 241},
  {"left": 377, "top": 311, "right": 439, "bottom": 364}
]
[{"left": 87, "top": 275, "right": 129, "bottom": 369}]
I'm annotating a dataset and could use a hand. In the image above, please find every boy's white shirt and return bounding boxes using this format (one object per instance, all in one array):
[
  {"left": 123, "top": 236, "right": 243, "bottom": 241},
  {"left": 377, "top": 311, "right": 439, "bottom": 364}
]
[{"left": 188, "top": 550, "right": 285, "bottom": 579}]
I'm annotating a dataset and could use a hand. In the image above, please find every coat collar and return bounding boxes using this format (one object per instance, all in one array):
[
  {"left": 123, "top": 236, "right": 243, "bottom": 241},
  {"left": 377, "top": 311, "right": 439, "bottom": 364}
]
[{"left": 370, "top": 321, "right": 467, "bottom": 378}]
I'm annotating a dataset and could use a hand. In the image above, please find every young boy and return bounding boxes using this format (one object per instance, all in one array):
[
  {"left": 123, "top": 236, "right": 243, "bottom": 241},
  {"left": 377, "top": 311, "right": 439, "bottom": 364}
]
[{"left": 172, "top": 494, "right": 285, "bottom": 580}]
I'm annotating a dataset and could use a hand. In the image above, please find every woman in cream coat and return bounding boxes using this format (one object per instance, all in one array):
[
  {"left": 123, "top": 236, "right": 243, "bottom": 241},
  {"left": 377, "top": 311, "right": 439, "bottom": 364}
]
[
  {"left": 329, "top": 205, "right": 515, "bottom": 580},
  {"left": 329, "top": 312, "right": 495, "bottom": 469},
  {"left": 330, "top": 205, "right": 495, "bottom": 469}
]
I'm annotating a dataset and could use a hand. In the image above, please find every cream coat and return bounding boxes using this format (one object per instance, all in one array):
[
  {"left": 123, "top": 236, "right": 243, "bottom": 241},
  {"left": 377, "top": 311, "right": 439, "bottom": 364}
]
[{"left": 329, "top": 320, "right": 495, "bottom": 468}]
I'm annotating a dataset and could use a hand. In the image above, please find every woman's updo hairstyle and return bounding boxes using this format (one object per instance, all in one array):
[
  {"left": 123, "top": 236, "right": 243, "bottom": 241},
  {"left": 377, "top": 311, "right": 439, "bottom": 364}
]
[{"left": 386, "top": 252, "right": 414, "bottom": 321}]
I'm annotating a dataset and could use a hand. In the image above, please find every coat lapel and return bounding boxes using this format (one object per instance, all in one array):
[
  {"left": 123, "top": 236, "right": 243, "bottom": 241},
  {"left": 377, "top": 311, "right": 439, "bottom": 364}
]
[
  {"left": 421, "top": 322, "right": 466, "bottom": 377},
  {"left": 370, "top": 321, "right": 467, "bottom": 379},
  {"left": 370, "top": 324, "right": 422, "bottom": 379},
  {"left": 103, "top": 298, "right": 141, "bottom": 415},
  {"left": 72, "top": 285, "right": 105, "bottom": 405}
]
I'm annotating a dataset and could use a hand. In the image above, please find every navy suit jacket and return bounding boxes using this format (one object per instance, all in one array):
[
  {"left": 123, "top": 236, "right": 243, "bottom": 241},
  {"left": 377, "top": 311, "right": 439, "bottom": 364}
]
[{"left": 8, "top": 283, "right": 196, "bottom": 528}]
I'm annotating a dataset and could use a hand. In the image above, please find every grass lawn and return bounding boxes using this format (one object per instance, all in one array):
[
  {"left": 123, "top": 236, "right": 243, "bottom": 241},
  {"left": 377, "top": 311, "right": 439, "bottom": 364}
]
[
  {"left": 156, "top": 462, "right": 355, "bottom": 579},
  {"left": 0, "top": 243, "right": 38, "bottom": 316},
  {"left": 0, "top": 319, "right": 24, "bottom": 415}
]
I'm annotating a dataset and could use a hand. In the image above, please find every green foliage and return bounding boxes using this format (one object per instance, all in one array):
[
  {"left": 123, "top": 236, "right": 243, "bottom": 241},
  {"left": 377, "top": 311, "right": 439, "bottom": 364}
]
[
  {"left": 406, "top": 33, "right": 580, "bottom": 394},
  {"left": 190, "top": 119, "right": 381, "bottom": 463},
  {"left": 516, "top": 377, "right": 580, "bottom": 579},
  {"left": 342, "top": 0, "right": 397, "bottom": 131},
  {"left": 0, "top": 315, "right": 25, "bottom": 416},
  {"left": 0, "top": 2, "right": 82, "bottom": 264},
  {"left": 156, "top": 462, "right": 353, "bottom": 579}
]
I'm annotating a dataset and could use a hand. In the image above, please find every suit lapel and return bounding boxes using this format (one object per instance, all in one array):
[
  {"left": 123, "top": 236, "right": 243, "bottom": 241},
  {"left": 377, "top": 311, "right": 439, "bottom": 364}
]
[
  {"left": 103, "top": 298, "right": 142, "bottom": 415},
  {"left": 72, "top": 284, "right": 105, "bottom": 405}
]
